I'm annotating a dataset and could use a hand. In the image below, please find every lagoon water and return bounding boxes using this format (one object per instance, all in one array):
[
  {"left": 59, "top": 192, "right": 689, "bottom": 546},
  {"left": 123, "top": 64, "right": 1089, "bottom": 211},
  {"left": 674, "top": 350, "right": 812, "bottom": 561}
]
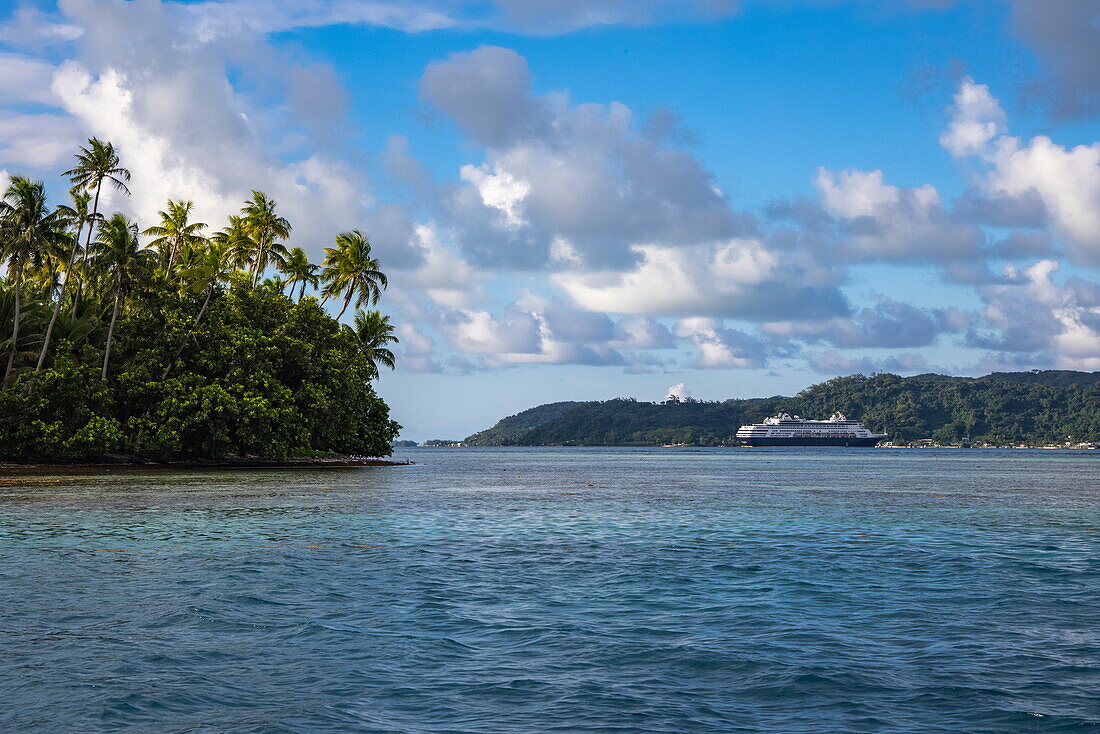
[{"left": 2, "top": 447, "right": 1099, "bottom": 732}]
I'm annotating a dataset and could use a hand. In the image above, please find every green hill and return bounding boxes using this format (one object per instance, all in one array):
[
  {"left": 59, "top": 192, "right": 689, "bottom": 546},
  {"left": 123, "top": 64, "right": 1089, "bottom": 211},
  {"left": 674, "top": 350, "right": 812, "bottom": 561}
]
[
  {"left": 463, "top": 401, "right": 587, "bottom": 446},
  {"left": 464, "top": 372, "right": 1100, "bottom": 446}
]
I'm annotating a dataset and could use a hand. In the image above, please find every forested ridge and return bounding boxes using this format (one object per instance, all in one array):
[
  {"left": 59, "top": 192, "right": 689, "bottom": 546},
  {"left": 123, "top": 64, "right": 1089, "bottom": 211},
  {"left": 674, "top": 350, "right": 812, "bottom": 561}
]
[
  {"left": 1, "top": 138, "right": 400, "bottom": 462},
  {"left": 465, "top": 372, "right": 1100, "bottom": 446}
]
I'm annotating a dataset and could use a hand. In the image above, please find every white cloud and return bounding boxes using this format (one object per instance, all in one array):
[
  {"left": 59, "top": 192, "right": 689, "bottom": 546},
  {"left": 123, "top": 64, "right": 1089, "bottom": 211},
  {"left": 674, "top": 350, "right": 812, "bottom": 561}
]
[
  {"left": 763, "top": 300, "right": 967, "bottom": 349},
  {"left": 675, "top": 318, "right": 767, "bottom": 370},
  {"left": 460, "top": 163, "right": 530, "bottom": 230},
  {"left": 0, "top": 52, "right": 61, "bottom": 106},
  {"left": 556, "top": 239, "right": 846, "bottom": 320},
  {"left": 0, "top": 112, "right": 82, "bottom": 169},
  {"left": 666, "top": 382, "right": 689, "bottom": 400},
  {"left": 814, "top": 167, "right": 983, "bottom": 261},
  {"left": 939, "top": 77, "right": 1006, "bottom": 157},
  {"left": 969, "top": 260, "right": 1100, "bottom": 369},
  {"left": 398, "top": 323, "right": 443, "bottom": 373},
  {"left": 610, "top": 316, "right": 674, "bottom": 350},
  {"left": 942, "top": 77, "right": 1100, "bottom": 266},
  {"left": 403, "top": 225, "right": 484, "bottom": 307},
  {"left": 29, "top": 1, "right": 380, "bottom": 261},
  {"left": 423, "top": 46, "right": 746, "bottom": 270},
  {"left": 442, "top": 308, "right": 543, "bottom": 355}
]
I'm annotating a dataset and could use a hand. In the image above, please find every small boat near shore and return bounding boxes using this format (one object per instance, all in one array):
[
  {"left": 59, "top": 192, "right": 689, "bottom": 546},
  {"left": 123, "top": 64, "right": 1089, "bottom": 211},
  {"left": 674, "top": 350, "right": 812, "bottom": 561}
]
[{"left": 736, "top": 412, "right": 887, "bottom": 447}]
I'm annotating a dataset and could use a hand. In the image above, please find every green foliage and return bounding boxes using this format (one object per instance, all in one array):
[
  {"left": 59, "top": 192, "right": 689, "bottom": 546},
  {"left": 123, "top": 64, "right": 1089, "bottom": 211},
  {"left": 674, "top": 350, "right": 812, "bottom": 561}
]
[
  {"left": 465, "top": 401, "right": 587, "bottom": 446},
  {"left": 466, "top": 372, "right": 1100, "bottom": 447},
  {"left": 0, "top": 346, "right": 120, "bottom": 460},
  {"left": 0, "top": 138, "right": 400, "bottom": 462},
  {"left": 0, "top": 282, "right": 399, "bottom": 461}
]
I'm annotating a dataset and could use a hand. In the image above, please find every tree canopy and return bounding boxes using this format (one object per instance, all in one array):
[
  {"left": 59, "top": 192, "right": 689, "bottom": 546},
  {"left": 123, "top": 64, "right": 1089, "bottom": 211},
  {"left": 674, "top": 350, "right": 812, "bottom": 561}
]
[
  {"left": 465, "top": 372, "right": 1100, "bottom": 447},
  {"left": 0, "top": 138, "right": 400, "bottom": 462}
]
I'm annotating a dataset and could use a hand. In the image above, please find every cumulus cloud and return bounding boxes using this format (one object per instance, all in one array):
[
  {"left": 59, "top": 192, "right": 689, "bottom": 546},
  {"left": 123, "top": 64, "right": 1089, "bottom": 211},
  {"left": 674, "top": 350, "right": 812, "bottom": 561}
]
[
  {"left": 394, "top": 323, "right": 440, "bottom": 374},
  {"left": 967, "top": 260, "right": 1100, "bottom": 369},
  {"left": 437, "top": 299, "right": 616, "bottom": 367},
  {"left": 32, "top": 1, "right": 376, "bottom": 259},
  {"left": 420, "top": 47, "right": 550, "bottom": 149},
  {"left": 942, "top": 77, "right": 1100, "bottom": 266},
  {"left": 556, "top": 239, "right": 846, "bottom": 320},
  {"left": 610, "top": 316, "right": 674, "bottom": 350},
  {"left": 396, "top": 225, "right": 484, "bottom": 307},
  {"left": 666, "top": 382, "right": 689, "bottom": 400},
  {"left": 675, "top": 318, "right": 769, "bottom": 370},
  {"left": 441, "top": 306, "right": 543, "bottom": 356},
  {"left": 422, "top": 294, "right": 686, "bottom": 370},
  {"left": 5, "top": 0, "right": 1095, "bottom": 380},
  {"left": 939, "top": 76, "right": 1006, "bottom": 157},
  {"left": 764, "top": 300, "right": 969, "bottom": 349},
  {"left": 422, "top": 45, "right": 749, "bottom": 270},
  {"left": 814, "top": 167, "right": 983, "bottom": 262},
  {"left": 950, "top": 187, "right": 1047, "bottom": 230}
]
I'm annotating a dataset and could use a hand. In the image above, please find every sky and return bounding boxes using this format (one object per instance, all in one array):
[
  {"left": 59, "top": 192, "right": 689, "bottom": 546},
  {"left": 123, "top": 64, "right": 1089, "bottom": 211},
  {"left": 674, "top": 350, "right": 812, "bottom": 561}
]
[{"left": 1, "top": 0, "right": 1099, "bottom": 440}]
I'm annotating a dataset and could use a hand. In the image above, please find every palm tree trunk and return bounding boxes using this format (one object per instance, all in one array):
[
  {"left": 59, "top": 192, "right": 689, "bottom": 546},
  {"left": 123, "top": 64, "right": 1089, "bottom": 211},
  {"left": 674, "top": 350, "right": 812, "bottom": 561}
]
[
  {"left": 336, "top": 290, "right": 352, "bottom": 320},
  {"left": 167, "top": 237, "right": 181, "bottom": 276},
  {"left": 299, "top": 280, "right": 306, "bottom": 302},
  {"left": 101, "top": 283, "right": 122, "bottom": 380},
  {"left": 72, "top": 185, "right": 102, "bottom": 316},
  {"left": 251, "top": 242, "right": 263, "bottom": 287},
  {"left": 36, "top": 224, "right": 84, "bottom": 373},
  {"left": 3, "top": 260, "right": 24, "bottom": 387},
  {"left": 162, "top": 283, "right": 213, "bottom": 380}
]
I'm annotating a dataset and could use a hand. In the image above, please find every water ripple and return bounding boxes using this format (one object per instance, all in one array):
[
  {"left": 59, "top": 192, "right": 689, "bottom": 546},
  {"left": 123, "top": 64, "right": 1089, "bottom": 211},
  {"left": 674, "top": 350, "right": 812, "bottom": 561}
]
[{"left": 2, "top": 447, "right": 1099, "bottom": 732}]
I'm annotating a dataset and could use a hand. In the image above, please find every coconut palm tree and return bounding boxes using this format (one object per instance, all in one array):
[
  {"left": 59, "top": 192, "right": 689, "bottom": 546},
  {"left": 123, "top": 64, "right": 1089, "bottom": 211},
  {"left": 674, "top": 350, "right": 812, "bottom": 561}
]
[
  {"left": 0, "top": 177, "right": 66, "bottom": 386},
  {"left": 142, "top": 200, "right": 207, "bottom": 277},
  {"left": 350, "top": 309, "right": 398, "bottom": 377},
  {"left": 63, "top": 138, "right": 130, "bottom": 313},
  {"left": 35, "top": 189, "right": 96, "bottom": 372},
  {"left": 241, "top": 191, "right": 291, "bottom": 286},
  {"left": 162, "top": 240, "right": 229, "bottom": 380},
  {"left": 92, "top": 213, "right": 155, "bottom": 379},
  {"left": 278, "top": 246, "right": 319, "bottom": 301},
  {"left": 212, "top": 214, "right": 254, "bottom": 274},
  {"left": 320, "top": 230, "right": 387, "bottom": 320}
]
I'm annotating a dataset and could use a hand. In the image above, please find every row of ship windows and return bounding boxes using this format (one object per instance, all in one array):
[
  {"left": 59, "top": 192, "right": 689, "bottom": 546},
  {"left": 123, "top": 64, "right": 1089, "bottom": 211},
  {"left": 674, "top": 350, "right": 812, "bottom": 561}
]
[{"left": 739, "top": 432, "right": 863, "bottom": 436}]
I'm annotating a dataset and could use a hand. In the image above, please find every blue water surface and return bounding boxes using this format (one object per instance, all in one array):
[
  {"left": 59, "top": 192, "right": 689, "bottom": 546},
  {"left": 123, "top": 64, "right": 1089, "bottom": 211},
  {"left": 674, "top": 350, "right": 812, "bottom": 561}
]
[{"left": 1, "top": 447, "right": 1099, "bottom": 733}]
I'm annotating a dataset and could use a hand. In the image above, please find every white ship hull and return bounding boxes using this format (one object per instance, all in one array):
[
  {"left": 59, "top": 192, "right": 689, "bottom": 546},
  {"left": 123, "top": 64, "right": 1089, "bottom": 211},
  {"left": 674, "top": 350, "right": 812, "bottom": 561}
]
[{"left": 737, "top": 411, "right": 887, "bottom": 447}]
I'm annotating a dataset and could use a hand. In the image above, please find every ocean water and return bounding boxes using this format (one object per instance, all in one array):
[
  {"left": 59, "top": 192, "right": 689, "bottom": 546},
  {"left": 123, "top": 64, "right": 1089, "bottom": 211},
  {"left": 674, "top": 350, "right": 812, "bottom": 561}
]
[{"left": 1, "top": 447, "right": 1099, "bottom": 733}]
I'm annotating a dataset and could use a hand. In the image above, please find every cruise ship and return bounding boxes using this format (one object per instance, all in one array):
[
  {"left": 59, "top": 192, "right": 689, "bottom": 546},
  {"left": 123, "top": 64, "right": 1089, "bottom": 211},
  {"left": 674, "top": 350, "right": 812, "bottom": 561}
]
[{"left": 736, "top": 412, "right": 887, "bottom": 447}]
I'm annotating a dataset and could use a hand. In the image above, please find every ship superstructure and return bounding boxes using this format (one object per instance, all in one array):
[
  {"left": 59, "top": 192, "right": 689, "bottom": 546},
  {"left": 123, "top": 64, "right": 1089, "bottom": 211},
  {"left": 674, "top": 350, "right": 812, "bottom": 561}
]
[{"left": 736, "top": 412, "right": 887, "bottom": 447}]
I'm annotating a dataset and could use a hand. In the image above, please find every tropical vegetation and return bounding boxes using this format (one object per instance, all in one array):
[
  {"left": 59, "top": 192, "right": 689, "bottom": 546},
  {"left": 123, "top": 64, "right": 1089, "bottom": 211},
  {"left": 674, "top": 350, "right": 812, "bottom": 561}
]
[
  {"left": 0, "top": 138, "right": 401, "bottom": 462},
  {"left": 466, "top": 372, "right": 1100, "bottom": 447}
]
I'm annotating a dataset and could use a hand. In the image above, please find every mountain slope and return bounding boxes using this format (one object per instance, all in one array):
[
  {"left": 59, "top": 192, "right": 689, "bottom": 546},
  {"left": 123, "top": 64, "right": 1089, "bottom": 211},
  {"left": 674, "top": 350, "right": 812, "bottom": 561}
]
[
  {"left": 465, "top": 372, "right": 1100, "bottom": 446},
  {"left": 463, "top": 401, "right": 587, "bottom": 446}
]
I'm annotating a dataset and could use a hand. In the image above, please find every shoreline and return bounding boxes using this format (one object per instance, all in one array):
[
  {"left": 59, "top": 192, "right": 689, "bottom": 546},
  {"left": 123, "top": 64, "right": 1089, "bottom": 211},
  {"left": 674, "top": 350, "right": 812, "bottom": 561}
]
[{"left": 0, "top": 457, "right": 413, "bottom": 474}]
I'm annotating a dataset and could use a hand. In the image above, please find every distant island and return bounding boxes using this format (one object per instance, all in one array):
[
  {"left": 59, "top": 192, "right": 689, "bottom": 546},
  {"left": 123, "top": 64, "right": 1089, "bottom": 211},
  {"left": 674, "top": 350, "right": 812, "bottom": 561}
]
[
  {"left": 0, "top": 138, "right": 399, "bottom": 464},
  {"left": 465, "top": 371, "right": 1100, "bottom": 448}
]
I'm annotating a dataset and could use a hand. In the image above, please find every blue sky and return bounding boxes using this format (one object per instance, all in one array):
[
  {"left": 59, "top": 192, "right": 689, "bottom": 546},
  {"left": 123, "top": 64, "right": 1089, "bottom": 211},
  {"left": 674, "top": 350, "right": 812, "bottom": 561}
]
[{"left": 2, "top": 0, "right": 1099, "bottom": 440}]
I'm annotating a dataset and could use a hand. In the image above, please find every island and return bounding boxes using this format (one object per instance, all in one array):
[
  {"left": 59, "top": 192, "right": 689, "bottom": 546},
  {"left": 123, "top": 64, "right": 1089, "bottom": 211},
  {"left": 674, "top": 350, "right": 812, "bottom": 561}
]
[
  {"left": 465, "top": 371, "right": 1100, "bottom": 448},
  {"left": 0, "top": 138, "right": 399, "bottom": 464}
]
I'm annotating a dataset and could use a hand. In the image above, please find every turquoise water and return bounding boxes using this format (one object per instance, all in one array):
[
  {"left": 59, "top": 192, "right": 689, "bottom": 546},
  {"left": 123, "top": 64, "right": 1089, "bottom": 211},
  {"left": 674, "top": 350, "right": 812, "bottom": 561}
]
[{"left": 1, "top": 447, "right": 1099, "bottom": 732}]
